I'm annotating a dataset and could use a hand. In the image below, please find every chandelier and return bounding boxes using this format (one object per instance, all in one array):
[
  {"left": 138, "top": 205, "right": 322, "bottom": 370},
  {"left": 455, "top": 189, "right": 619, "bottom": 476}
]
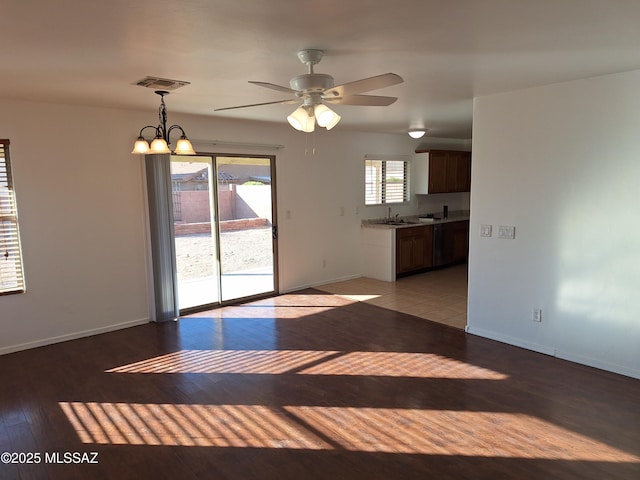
[{"left": 132, "top": 90, "right": 196, "bottom": 155}]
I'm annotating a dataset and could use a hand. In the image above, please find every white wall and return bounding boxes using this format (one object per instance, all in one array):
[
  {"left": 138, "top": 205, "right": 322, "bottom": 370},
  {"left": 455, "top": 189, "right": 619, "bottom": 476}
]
[
  {"left": 0, "top": 97, "right": 424, "bottom": 353},
  {"left": 0, "top": 99, "right": 151, "bottom": 353},
  {"left": 468, "top": 70, "right": 640, "bottom": 379}
]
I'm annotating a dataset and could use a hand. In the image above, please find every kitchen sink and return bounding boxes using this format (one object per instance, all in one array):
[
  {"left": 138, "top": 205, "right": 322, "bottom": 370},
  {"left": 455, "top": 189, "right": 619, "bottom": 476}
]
[{"left": 382, "top": 220, "right": 420, "bottom": 225}]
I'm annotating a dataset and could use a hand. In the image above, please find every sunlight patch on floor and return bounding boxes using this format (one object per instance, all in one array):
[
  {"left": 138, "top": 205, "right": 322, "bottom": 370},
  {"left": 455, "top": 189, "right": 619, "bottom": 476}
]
[
  {"left": 106, "top": 350, "right": 340, "bottom": 375},
  {"left": 185, "top": 293, "right": 359, "bottom": 319},
  {"left": 296, "top": 351, "right": 508, "bottom": 379},
  {"left": 106, "top": 349, "right": 506, "bottom": 379},
  {"left": 285, "top": 406, "right": 640, "bottom": 461},
  {"left": 333, "top": 294, "right": 382, "bottom": 302},
  {"left": 59, "top": 401, "right": 639, "bottom": 462},
  {"left": 59, "top": 402, "right": 329, "bottom": 449}
]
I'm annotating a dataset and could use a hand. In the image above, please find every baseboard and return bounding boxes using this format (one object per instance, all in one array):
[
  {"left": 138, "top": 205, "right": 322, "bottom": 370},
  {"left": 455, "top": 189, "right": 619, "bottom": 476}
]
[
  {"left": 465, "top": 325, "right": 556, "bottom": 356},
  {"left": 0, "top": 317, "right": 150, "bottom": 356},
  {"left": 281, "top": 274, "right": 363, "bottom": 294},
  {"left": 466, "top": 326, "right": 639, "bottom": 380},
  {"left": 555, "top": 349, "right": 640, "bottom": 380}
]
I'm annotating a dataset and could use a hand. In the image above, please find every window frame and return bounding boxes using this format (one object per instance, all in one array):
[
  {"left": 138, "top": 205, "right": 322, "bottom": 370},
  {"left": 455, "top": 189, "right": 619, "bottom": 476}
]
[
  {"left": 0, "top": 139, "right": 25, "bottom": 295},
  {"left": 364, "top": 156, "right": 410, "bottom": 206}
]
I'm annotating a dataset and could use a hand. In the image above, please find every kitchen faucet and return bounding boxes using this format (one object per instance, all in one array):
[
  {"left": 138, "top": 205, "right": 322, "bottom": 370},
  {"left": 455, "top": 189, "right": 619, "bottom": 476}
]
[{"left": 387, "top": 207, "right": 399, "bottom": 223}]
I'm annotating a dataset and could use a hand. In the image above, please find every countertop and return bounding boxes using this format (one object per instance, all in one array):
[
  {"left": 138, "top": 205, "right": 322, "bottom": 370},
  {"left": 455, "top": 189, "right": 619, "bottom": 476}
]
[{"left": 362, "top": 213, "right": 470, "bottom": 229}]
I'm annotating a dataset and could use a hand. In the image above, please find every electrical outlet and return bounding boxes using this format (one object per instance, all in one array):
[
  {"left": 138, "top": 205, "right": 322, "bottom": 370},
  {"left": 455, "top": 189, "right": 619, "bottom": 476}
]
[{"left": 533, "top": 308, "right": 542, "bottom": 322}]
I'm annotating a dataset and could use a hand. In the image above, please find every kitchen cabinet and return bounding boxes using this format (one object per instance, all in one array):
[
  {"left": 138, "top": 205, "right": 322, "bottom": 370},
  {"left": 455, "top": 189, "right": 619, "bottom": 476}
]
[
  {"left": 413, "top": 150, "right": 471, "bottom": 194},
  {"left": 451, "top": 220, "right": 470, "bottom": 262},
  {"left": 361, "top": 217, "right": 469, "bottom": 282},
  {"left": 396, "top": 225, "right": 433, "bottom": 275}
]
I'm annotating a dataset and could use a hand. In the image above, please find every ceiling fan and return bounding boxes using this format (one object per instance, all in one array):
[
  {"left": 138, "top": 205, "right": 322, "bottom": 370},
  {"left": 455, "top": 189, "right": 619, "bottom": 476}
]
[{"left": 215, "top": 49, "right": 404, "bottom": 132}]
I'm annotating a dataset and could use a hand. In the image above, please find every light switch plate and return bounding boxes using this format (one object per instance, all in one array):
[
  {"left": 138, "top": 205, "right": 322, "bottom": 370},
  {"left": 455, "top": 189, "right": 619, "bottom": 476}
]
[
  {"left": 498, "top": 225, "right": 516, "bottom": 239},
  {"left": 480, "top": 225, "right": 492, "bottom": 237}
]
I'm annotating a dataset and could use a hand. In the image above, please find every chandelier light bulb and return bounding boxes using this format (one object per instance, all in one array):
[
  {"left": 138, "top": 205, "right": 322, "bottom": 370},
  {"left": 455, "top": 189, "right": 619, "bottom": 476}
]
[
  {"left": 174, "top": 136, "right": 196, "bottom": 155},
  {"left": 131, "top": 137, "right": 150, "bottom": 154},
  {"left": 149, "top": 137, "right": 171, "bottom": 154}
]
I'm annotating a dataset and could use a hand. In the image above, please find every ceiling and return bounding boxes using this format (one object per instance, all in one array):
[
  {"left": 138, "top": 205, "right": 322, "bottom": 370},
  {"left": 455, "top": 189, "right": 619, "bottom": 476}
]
[{"left": 3, "top": 0, "right": 640, "bottom": 139}]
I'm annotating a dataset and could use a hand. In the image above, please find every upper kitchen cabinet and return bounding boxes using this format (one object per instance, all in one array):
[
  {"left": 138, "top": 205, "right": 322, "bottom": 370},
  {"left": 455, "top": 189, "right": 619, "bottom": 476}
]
[{"left": 413, "top": 150, "right": 471, "bottom": 194}]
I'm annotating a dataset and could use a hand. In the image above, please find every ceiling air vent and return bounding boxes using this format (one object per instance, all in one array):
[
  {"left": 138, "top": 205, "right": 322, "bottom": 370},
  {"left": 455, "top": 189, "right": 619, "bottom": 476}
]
[{"left": 133, "top": 76, "right": 190, "bottom": 91}]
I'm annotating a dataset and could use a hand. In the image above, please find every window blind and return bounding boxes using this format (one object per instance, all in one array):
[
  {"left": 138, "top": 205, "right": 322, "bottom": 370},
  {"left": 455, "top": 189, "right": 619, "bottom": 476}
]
[
  {"left": 0, "top": 140, "right": 25, "bottom": 295},
  {"left": 384, "top": 160, "right": 407, "bottom": 204},
  {"left": 365, "top": 159, "right": 408, "bottom": 205}
]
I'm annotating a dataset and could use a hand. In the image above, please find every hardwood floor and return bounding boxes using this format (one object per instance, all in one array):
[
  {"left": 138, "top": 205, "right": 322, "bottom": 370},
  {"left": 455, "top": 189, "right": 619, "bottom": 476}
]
[{"left": 1, "top": 286, "right": 638, "bottom": 479}]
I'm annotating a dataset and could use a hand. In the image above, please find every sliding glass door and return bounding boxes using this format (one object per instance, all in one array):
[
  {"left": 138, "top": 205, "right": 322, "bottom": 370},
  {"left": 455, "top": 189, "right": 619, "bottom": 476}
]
[
  {"left": 171, "top": 154, "right": 277, "bottom": 311},
  {"left": 216, "top": 156, "right": 276, "bottom": 301}
]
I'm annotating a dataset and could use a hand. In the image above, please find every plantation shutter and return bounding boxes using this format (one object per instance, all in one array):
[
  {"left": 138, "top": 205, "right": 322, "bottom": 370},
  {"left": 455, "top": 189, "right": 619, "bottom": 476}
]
[{"left": 0, "top": 140, "right": 25, "bottom": 295}]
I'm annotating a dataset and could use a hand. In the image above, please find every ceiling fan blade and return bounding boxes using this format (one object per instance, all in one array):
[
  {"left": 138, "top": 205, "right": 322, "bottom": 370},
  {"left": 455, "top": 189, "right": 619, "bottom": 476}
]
[
  {"left": 214, "top": 98, "right": 299, "bottom": 112},
  {"left": 325, "top": 95, "right": 398, "bottom": 106},
  {"left": 249, "top": 81, "right": 297, "bottom": 94},
  {"left": 323, "top": 73, "right": 403, "bottom": 98}
]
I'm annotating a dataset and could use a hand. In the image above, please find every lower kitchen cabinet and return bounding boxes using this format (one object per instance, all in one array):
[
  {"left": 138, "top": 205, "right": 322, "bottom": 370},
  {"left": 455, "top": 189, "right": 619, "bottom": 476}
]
[
  {"left": 451, "top": 220, "right": 470, "bottom": 263},
  {"left": 361, "top": 219, "right": 469, "bottom": 282},
  {"left": 397, "top": 220, "right": 469, "bottom": 277},
  {"left": 396, "top": 225, "right": 433, "bottom": 275}
]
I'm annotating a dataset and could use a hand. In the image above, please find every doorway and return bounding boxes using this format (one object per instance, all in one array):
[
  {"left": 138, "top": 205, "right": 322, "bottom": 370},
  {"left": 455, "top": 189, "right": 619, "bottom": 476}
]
[{"left": 171, "top": 154, "right": 278, "bottom": 311}]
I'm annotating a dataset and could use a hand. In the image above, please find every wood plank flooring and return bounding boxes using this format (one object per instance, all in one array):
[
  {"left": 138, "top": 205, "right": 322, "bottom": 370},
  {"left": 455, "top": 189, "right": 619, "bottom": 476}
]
[{"left": 1, "top": 285, "right": 638, "bottom": 479}]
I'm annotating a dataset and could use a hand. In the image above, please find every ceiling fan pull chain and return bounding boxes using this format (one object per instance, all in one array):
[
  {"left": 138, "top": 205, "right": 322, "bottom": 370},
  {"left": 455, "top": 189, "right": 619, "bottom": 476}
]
[
  {"left": 304, "top": 130, "right": 317, "bottom": 156},
  {"left": 305, "top": 130, "right": 310, "bottom": 156}
]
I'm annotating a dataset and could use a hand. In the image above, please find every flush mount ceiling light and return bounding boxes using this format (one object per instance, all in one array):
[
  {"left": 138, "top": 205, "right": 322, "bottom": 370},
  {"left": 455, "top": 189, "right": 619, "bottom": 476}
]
[
  {"left": 408, "top": 129, "right": 427, "bottom": 139},
  {"left": 132, "top": 90, "right": 196, "bottom": 155}
]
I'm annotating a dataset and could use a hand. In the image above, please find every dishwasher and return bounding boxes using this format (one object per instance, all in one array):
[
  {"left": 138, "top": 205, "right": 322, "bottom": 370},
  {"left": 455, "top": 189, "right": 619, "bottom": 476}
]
[{"left": 433, "top": 223, "right": 453, "bottom": 266}]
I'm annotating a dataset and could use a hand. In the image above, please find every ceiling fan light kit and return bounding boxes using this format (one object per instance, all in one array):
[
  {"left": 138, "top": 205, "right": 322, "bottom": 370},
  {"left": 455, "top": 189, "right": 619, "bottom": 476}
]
[
  {"left": 215, "top": 49, "right": 404, "bottom": 133},
  {"left": 287, "top": 106, "right": 315, "bottom": 132},
  {"left": 314, "top": 104, "right": 341, "bottom": 129},
  {"left": 287, "top": 103, "right": 341, "bottom": 132}
]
